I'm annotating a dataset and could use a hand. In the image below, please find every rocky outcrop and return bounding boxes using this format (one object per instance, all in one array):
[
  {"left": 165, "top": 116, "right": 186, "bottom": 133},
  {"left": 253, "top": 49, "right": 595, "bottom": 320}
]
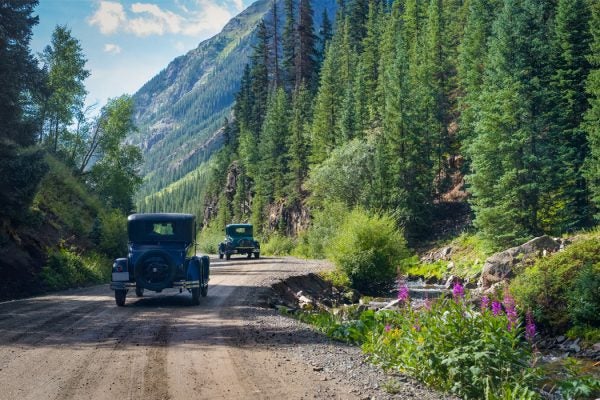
[{"left": 479, "top": 235, "right": 561, "bottom": 289}]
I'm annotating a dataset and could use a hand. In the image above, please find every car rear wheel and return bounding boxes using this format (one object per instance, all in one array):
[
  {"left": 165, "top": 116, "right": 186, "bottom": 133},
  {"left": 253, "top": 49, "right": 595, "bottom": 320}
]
[
  {"left": 226, "top": 253, "right": 231, "bottom": 260},
  {"left": 219, "top": 252, "right": 223, "bottom": 259},
  {"left": 254, "top": 252, "right": 260, "bottom": 259},
  {"left": 115, "top": 289, "right": 126, "bottom": 306},
  {"left": 247, "top": 252, "right": 252, "bottom": 259},
  {"left": 135, "top": 287, "right": 144, "bottom": 297},
  {"left": 191, "top": 287, "right": 200, "bottom": 305}
]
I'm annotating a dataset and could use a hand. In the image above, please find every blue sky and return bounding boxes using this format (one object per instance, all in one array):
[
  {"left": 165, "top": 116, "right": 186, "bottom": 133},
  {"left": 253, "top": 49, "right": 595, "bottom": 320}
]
[{"left": 31, "top": 0, "right": 254, "bottom": 110}]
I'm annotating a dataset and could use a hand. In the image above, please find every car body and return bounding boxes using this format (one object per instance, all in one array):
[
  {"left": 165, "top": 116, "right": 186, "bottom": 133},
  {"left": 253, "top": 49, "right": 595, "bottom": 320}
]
[
  {"left": 218, "top": 224, "right": 260, "bottom": 260},
  {"left": 109, "top": 213, "right": 209, "bottom": 306}
]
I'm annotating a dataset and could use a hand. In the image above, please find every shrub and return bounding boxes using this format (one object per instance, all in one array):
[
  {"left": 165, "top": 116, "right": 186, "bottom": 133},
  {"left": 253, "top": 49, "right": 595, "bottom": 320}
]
[
  {"left": 510, "top": 238, "right": 600, "bottom": 332},
  {"left": 42, "top": 247, "right": 110, "bottom": 290},
  {"left": 198, "top": 225, "right": 224, "bottom": 254},
  {"left": 97, "top": 210, "right": 127, "bottom": 256},
  {"left": 262, "top": 234, "right": 295, "bottom": 256},
  {"left": 326, "top": 208, "right": 410, "bottom": 295},
  {"left": 293, "top": 201, "right": 349, "bottom": 259}
]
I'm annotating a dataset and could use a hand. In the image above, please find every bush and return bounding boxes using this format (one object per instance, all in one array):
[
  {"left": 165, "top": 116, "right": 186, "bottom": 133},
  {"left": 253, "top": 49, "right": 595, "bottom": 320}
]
[
  {"left": 511, "top": 238, "right": 600, "bottom": 332},
  {"left": 198, "top": 225, "right": 224, "bottom": 254},
  {"left": 42, "top": 247, "right": 110, "bottom": 290},
  {"left": 262, "top": 234, "right": 295, "bottom": 256},
  {"left": 97, "top": 210, "right": 127, "bottom": 256},
  {"left": 326, "top": 208, "right": 410, "bottom": 295},
  {"left": 294, "top": 201, "right": 349, "bottom": 259}
]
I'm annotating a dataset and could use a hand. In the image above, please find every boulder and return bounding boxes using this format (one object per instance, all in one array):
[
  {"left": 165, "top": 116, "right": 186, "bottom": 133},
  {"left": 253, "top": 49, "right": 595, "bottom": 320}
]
[{"left": 479, "top": 236, "right": 560, "bottom": 289}]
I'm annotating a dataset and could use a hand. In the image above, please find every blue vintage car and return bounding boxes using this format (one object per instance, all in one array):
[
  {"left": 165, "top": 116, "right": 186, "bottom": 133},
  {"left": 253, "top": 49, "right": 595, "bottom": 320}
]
[
  {"left": 110, "top": 213, "right": 209, "bottom": 306},
  {"left": 218, "top": 223, "right": 260, "bottom": 260}
]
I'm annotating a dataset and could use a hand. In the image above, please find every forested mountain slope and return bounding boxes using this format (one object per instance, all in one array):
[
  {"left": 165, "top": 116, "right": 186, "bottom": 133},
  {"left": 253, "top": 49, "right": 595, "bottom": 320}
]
[{"left": 131, "top": 0, "right": 336, "bottom": 201}]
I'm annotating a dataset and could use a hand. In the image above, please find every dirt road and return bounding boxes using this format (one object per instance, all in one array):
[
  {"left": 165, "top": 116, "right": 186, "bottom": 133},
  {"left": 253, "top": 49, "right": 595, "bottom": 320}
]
[{"left": 0, "top": 256, "right": 448, "bottom": 400}]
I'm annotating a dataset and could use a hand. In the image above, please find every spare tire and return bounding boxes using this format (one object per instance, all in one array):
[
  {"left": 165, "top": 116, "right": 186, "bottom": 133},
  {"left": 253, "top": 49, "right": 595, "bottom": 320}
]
[{"left": 135, "top": 250, "right": 176, "bottom": 292}]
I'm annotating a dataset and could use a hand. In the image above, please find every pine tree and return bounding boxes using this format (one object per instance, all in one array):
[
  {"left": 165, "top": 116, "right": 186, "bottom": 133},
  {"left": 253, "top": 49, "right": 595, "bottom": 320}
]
[
  {"left": 287, "top": 85, "right": 312, "bottom": 202},
  {"left": 360, "top": 0, "right": 383, "bottom": 125},
  {"left": 296, "top": 0, "right": 318, "bottom": 90},
  {"left": 468, "top": 0, "right": 555, "bottom": 245},
  {"left": 550, "top": 0, "right": 592, "bottom": 229},
  {"left": 310, "top": 33, "right": 344, "bottom": 164},
  {"left": 457, "top": 0, "right": 501, "bottom": 146},
  {"left": 250, "top": 21, "right": 270, "bottom": 135},
  {"left": 270, "top": 0, "right": 282, "bottom": 89},
  {"left": 282, "top": 0, "right": 296, "bottom": 91},
  {"left": 583, "top": 1, "right": 600, "bottom": 219}
]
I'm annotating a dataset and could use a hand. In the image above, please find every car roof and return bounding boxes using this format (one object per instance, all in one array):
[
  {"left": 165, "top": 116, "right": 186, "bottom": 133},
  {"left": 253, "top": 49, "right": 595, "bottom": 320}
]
[
  {"left": 128, "top": 213, "right": 195, "bottom": 222},
  {"left": 226, "top": 223, "right": 253, "bottom": 228}
]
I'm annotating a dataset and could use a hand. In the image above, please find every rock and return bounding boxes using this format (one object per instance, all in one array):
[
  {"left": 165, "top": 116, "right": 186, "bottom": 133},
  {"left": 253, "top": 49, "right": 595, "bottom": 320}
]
[
  {"left": 444, "top": 275, "right": 456, "bottom": 289},
  {"left": 592, "top": 342, "right": 600, "bottom": 352},
  {"left": 420, "top": 246, "right": 453, "bottom": 263},
  {"left": 556, "top": 335, "right": 566, "bottom": 343},
  {"left": 381, "top": 299, "right": 401, "bottom": 310},
  {"left": 480, "top": 235, "right": 560, "bottom": 289},
  {"left": 569, "top": 342, "right": 581, "bottom": 353},
  {"left": 342, "top": 289, "right": 360, "bottom": 304}
]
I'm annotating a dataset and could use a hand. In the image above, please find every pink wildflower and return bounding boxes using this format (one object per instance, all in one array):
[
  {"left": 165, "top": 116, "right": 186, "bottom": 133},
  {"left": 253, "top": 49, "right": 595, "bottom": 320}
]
[
  {"left": 424, "top": 297, "right": 433, "bottom": 311},
  {"left": 385, "top": 324, "right": 391, "bottom": 332},
  {"left": 503, "top": 294, "right": 518, "bottom": 331},
  {"left": 452, "top": 281, "right": 465, "bottom": 300},
  {"left": 398, "top": 283, "right": 410, "bottom": 303},
  {"left": 491, "top": 300, "right": 503, "bottom": 316},
  {"left": 525, "top": 311, "right": 536, "bottom": 342},
  {"left": 480, "top": 296, "right": 490, "bottom": 312}
]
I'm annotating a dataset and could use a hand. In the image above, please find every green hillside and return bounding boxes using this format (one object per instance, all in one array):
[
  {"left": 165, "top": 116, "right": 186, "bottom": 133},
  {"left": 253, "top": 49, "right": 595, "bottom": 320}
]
[{"left": 131, "top": 0, "right": 337, "bottom": 202}]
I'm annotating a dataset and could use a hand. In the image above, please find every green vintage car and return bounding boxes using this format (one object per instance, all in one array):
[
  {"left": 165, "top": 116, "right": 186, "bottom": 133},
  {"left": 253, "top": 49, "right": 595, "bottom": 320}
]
[{"left": 218, "top": 224, "right": 260, "bottom": 260}]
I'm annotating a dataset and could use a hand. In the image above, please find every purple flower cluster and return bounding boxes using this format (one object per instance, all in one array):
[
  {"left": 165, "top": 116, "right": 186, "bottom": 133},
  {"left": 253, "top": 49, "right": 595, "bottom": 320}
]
[
  {"left": 491, "top": 300, "right": 503, "bottom": 316},
  {"left": 385, "top": 324, "right": 391, "bottom": 333},
  {"left": 525, "top": 311, "right": 536, "bottom": 342},
  {"left": 398, "top": 282, "right": 410, "bottom": 303},
  {"left": 503, "top": 294, "right": 518, "bottom": 331},
  {"left": 480, "top": 296, "right": 490, "bottom": 312},
  {"left": 452, "top": 281, "right": 465, "bottom": 300}
]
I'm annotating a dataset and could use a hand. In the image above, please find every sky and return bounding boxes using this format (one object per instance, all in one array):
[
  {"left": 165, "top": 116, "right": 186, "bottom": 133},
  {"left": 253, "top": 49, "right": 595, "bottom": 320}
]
[{"left": 31, "top": 0, "right": 254, "bottom": 110}]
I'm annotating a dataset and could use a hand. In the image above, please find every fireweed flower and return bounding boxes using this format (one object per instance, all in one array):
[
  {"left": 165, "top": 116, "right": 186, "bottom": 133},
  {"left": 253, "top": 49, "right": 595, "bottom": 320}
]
[
  {"left": 398, "top": 282, "right": 410, "bottom": 303},
  {"left": 491, "top": 301, "right": 503, "bottom": 316},
  {"left": 424, "top": 297, "right": 433, "bottom": 311},
  {"left": 480, "top": 296, "right": 490, "bottom": 312},
  {"left": 503, "top": 294, "right": 518, "bottom": 331},
  {"left": 452, "top": 281, "right": 465, "bottom": 300},
  {"left": 385, "top": 324, "right": 391, "bottom": 333},
  {"left": 525, "top": 311, "right": 536, "bottom": 342}
]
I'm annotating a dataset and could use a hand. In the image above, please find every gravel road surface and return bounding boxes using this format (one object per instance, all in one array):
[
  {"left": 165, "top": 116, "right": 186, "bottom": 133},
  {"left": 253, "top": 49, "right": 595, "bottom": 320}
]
[{"left": 0, "top": 256, "right": 452, "bottom": 400}]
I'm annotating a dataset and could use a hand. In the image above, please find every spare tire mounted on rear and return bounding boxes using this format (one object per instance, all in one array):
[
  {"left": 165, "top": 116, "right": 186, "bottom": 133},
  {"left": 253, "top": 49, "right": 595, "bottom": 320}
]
[{"left": 135, "top": 250, "right": 176, "bottom": 292}]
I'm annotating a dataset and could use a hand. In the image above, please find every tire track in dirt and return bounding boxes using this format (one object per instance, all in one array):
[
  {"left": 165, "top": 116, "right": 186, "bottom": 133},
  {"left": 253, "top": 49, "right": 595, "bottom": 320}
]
[{"left": 141, "top": 320, "right": 171, "bottom": 400}]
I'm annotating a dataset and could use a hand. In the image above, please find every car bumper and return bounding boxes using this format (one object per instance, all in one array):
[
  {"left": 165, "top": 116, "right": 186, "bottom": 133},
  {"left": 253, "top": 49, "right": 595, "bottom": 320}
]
[{"left": 110, "top": 280, "right": 202, "bottom": 290}]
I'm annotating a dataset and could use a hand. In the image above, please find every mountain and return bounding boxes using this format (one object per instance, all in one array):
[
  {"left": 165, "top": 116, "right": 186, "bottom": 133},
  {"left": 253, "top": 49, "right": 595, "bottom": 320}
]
[{"left": 131, "top": 0, "right": 336, "bottom": 201}]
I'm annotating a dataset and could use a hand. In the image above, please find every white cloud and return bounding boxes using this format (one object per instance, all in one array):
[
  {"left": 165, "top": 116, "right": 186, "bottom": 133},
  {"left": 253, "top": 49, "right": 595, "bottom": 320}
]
[
  {"left": 104, "top": 43, "right": 122, "bottom": 54},
  {"left": 175, "top": 41, "right": 186, "bottom": 52},
  {"left": 88, "top": 1, "right": 126, "bottom": 34},
  {"left": 231, "top": 0, "right": 244, "bottom": 12},
  {"left": 88, "top": 0, "right": 234, "bottom": 38}
]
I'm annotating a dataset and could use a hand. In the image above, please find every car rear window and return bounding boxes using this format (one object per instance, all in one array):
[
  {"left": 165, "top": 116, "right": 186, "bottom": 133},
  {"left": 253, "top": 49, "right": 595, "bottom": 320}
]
[{"left": 151, "top": 222, "right": 175, "bottom": 236}]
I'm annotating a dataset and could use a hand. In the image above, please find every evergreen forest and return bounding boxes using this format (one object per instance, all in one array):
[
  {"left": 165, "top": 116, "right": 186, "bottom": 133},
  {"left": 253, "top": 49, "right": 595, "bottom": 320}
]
[{"left": 138, "top": 0, "right": 600, "bottom": 251}]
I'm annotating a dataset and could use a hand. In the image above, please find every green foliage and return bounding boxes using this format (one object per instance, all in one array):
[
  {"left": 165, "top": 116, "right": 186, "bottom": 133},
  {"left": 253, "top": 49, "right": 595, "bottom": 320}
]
[
  {"left": 297, "top": 298, "right": 539, "bottom": 399},
  {"left": 511, "top": 235, "right": 600, "bottom": 331},
  {"left": 326, "top": 208, "right": 410, "bottom": 294},
  {"left": 198, "top": 225, "right": 225, "bottom": 254},
  {"left": 307, "top": 139, "right": 375, "bottom": 208},
  {"left": 405, "top": 258, "right": 446, "bottom": 281},
  {"left": 42, "top": 246, "right": 110, "bottom": 291},
  {"left": 294, "top": 200, "right": 350, "bottom": 259},
  {"left": 35, "top": 155, "right": 103, "bottom": 237},
  {"left": 553, "top": 358, "right": 600, "bottom": 400},
  {"left": 40, "top": 25, "right": 90, "bottom": 154},
  {"left": 583, "top": 1, "right": 600, "bottom": 220},
  {"left": 87, "top": 96, "right": 142, "bottom": 213},
  {"left": 262, "top": 234, "right": 296, "bottom": 256},
  {"left": 97, "top": 210, "right": 127, "bottom": 256},
  {"left": 0, "top": 142, "right": 48, "bottom": 222}
]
